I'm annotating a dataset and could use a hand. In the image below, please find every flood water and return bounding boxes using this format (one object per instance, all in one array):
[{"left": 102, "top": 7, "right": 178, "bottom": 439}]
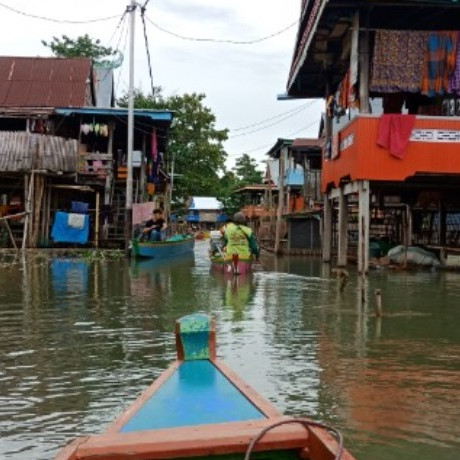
[{"left": 1, "top": 240, "right": 460, "bottom": 459}]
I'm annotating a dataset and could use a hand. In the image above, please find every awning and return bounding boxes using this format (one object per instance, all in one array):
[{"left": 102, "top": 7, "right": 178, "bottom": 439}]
[{"left": 55, "top": 107, "right": 174, "bottom": 122}]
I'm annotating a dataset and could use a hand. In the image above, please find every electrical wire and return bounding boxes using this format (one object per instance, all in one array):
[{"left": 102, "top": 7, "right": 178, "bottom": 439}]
[
  {"left": 140, "top": 1, "right": 156, "bottom": 96},
  {"left": 228, "top": 104, "right": 314, "bottom": 139},
  {"left": 0, "top": 1, "right": 121, "bottom": 24},
  {"left": 106, "top": 8, "right": 129, "bottom": 49},
  {"left": 228, "top": 118, "right": 320, "bottom": 157},
  {"left": 230, "top": 100, "right": 319, "bottom": 132},
  {"left": 115, "top": 17, "right": 131, "bottom": 95},
  {"left": 145, "top": 15, "right": 297, "bottom": 45}
]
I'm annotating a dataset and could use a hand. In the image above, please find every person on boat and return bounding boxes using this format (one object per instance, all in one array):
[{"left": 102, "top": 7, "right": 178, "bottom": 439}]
[
  {"left": 142, "top": 209, "right": 167, "bottom": 241},
  {"left": 223, "top": 212, "right": 259, "bottom": 260}
]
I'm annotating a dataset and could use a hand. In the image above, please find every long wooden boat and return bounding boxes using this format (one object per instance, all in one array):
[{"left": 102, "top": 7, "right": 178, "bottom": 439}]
[
  {"left": 131, "top": 234, "right": 195, "bottom": 258},
  {"left": 210, "top": 253, "right": 253, "bottom": 275},
  {"left": 55, "top": 313, "right": 354, "bottom": 460}
]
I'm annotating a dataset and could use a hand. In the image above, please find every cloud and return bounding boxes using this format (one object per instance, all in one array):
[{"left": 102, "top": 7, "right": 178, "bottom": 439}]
[{"left": 154, "top": 0, "right": 241, "bottom": 27}]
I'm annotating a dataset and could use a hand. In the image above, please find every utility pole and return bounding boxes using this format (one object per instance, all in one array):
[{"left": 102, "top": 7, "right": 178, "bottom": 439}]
[{"left": 125, "top": 0, "right": 137, "bottom": 254}]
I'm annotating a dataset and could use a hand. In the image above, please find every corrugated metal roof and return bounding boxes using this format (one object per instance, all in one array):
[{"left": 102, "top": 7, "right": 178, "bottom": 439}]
[
  {"left": 291, "top": 138, "right": 323, "bottom": 149},
  {"left": 0, "top": 56, "right": 93, "bottom": 108}
]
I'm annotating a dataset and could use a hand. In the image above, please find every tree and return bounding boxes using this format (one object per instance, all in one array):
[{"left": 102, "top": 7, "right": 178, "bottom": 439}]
[
  {"left": 118, "top": 90, "right": 229, "bottom": 211},
  {"left": 42, "top": 34, "right": 115, "bottom": 59},
  {"left": 232, "top": 154, "right": 264, "bottom": 186}
]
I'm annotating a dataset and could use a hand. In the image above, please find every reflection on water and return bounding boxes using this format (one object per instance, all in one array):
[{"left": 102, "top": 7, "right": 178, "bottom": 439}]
[{"left": 0, "top": 244, "right": 460, "bottom": 459}]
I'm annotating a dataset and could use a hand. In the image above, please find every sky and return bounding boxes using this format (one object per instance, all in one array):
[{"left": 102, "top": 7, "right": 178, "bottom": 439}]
[{"left": 0, "top": 0, "right": 323, "bottom": 170}]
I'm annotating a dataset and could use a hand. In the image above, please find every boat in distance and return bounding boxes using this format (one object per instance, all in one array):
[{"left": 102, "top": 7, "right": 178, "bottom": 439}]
[
  {"left": 55, "top": 313, "right": 354, "bottom": 460},
  {"left": 131, "top": 234, "right": 195, "bottom": 258}
]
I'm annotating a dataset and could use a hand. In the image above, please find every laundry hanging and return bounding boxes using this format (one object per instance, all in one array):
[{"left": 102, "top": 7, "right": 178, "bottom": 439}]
[
  {"left": 370, "top": 30, "right": 430, "bottom": 93},
  {"left": 421, "top": 31, "right": 458, "bottom": 97}
]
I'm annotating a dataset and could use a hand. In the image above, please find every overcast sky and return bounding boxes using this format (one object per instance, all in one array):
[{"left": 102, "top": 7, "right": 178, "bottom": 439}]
[{"left": 0, "top": 0, "right": 322, "bottom": 170}]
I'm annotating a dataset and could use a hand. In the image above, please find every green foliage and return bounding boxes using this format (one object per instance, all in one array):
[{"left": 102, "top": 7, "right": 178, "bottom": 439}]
[
  {"left": 118, "top": 89, "right": 229, "bottom": 211},
  {"left": 232, "top": 154, "right": 264, "bottom": 185},
  {"left": 42, "top": 34, "right": 115, "bottom": 59}
]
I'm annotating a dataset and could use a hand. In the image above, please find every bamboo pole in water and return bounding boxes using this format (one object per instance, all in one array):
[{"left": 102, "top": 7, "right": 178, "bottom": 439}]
[{"left": 22, "top": 171, "right": 34, "bottom": 249}]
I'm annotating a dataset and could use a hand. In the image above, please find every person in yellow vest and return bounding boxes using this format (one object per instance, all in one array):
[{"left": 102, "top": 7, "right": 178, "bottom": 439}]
[{"left": 223, "top": 212, "right": 259, "bottom": 259}]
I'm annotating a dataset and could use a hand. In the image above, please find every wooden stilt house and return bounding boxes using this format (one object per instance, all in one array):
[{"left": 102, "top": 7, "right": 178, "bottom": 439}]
[{"left": 286, "top": 1, "right": 460, "bottom": 271}]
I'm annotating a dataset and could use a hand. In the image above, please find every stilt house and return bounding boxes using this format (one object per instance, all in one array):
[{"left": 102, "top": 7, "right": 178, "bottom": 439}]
[{"left": 287, "top": 1, "right": 460, "bottom": 271}]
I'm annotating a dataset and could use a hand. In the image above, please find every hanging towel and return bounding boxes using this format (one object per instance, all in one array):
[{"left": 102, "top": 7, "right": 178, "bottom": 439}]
[
  {"left": 52, "top": 212, "right": 90, "bottom": 244},
  {"left": 422, "top": 32, "right": 458, "bottom": 97},
  {"left": 68, "top": 213, "right": 85, "bottom": 229},
  {"left": 377, "top": 114, "right": 416, "bottom": 159}
]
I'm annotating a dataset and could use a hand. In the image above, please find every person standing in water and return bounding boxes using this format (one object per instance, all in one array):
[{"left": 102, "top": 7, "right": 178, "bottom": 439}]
[{"left": 223, "top": 212, "right": 259, "bottom": 259}]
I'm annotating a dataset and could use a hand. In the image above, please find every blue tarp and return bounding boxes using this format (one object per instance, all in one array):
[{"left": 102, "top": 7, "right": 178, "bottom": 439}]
[{"left": 51, "top": 212, "right": 90, "bottom": 244}]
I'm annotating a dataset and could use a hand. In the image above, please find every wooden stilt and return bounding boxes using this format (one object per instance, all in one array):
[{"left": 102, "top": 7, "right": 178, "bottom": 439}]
[
  {"left": 337, "top": 187, "right": 348, "bottom": 267},
  {"left": 274, "top": 147, "right": 286, "bottom": 255},
  {"left": 22, "top": 171, "right": 34, "bottom": 250},
  {"left": 322, "top": 192, "right": 332, "bottom": 263},
  {"left": 31, "top": 174, "right": 44, "bottom": 248},
  {"left": 95, "top": 191, "right": 100, "bottom": 248},
  {"left": 358, "top": 180, "right": 370, "bottom": 274}
]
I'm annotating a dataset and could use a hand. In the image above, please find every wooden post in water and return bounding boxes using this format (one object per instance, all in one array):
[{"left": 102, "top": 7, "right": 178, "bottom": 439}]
[
  {"left": 375, "top": 289, "right": 382, "bottom": 317},
  {"left": 22, "top": 171, "right": 34, "bottom": 250},
  {"left": 337, "top": 186, "right": 348, "bottom": 267},
  {"left": 274, "top": 147, "right": 286, "bottom": 255},
  {"left": 322, "top": 192, "right": 332, "bottom": 263},
  {"left": 95, "top": 191, "right": 100, "bottom": 248},
  {"left": 358, "top": 180, "right": 370, "bottom": 274}
]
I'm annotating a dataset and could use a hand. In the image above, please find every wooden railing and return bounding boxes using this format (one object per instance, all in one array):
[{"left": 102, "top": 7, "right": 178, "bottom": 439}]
[{"left": 77, "top": 152, "right": 113, "bottom": 177}]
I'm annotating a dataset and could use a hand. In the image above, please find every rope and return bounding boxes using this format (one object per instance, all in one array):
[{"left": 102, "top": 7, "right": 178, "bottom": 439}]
[{"left": 244, "top": 417, "right": 344, "bottom": 460}]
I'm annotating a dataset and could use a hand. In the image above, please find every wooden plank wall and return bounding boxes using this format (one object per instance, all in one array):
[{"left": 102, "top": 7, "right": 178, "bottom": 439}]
[{"left": 0, "top": 131, "right": 78, "bottom": 172}]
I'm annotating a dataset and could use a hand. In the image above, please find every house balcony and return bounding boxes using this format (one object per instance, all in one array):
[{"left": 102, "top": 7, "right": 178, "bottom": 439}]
[{"left": 322, "top": 115, "right": 460, "bottom": 192}]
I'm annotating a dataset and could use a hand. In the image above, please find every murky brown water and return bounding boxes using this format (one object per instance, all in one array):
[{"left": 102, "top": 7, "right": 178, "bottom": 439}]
[{"left": 1, "top": 241, "right": 460, "bottom": 459}]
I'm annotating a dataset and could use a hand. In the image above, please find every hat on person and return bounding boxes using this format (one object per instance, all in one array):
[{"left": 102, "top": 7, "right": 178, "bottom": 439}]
[{"left": 233, "top": 211, "right": 247, "bottom": 225}]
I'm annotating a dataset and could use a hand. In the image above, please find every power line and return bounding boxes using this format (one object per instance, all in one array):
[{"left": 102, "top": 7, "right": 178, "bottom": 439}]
[
  {"left": 106, "top": 9, "right": 129, "bottom": 49},
  {"left": 228, "top": 119, "right": 320, "bottom": 158},
  {"left": 145, "top": 15, "right": 297, "bottom": 45},
  {"left": 231, "top": 100, "right": 319, "bottom": 132},
  {"left": 0, "top": 1, "right": 121, "bottom": 24},
  {"left": 115, "top": 16, "right": 131, "bottom": 95},
  {"left": 228, "top": 103, "right": 319, "bottom": 139},
  {"left": 140, "top": 1, "right": 155, "bottom": 96}
]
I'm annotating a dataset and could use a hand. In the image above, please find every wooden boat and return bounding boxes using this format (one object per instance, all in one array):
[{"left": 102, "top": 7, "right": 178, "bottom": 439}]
[
  {"left": 210, "top": 253, "right": 253, "bottom": 275},
  {"left": 131, "top": 234, "right": 195, "bottom": 258},
  {"left": 55, "top": 313, "right": 354, "bottom": 460}
]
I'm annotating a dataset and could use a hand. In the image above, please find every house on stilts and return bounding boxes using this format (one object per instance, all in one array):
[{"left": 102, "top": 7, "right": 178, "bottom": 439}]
[
  {"left": 0, "top": 56, "right": 173, "bottom": 249},
  {"left": 286, "top": 0, "right": 460, "bottom": 272},
  {"left": 237, "top": 137, "right": 323, "bottom": 255}
]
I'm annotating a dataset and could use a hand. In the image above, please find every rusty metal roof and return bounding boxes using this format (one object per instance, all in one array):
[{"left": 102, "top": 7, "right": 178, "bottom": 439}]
[
  {"left": 291, "top": 138, "right": 322, "bottom": 148},
  {"left": 0, "top": 56, "right": 93, "bottom": 108}
]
